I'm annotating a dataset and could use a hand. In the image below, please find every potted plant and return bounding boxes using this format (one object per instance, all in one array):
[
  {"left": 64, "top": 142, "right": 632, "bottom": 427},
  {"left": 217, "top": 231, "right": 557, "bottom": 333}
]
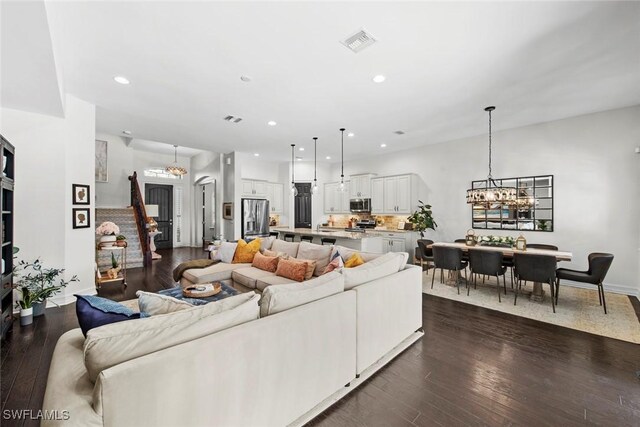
[
  {"left": 96, "top": 221, "right": 120, "bottom": 246},
  {"left": 14, "top": 259, "right": 79, "bottom": 319},
  {"left": 115, "top": 235, "right": 127, "bottom": 247},
  {"left": 407, "top": 200, "right": 438, "bottom": 238}
]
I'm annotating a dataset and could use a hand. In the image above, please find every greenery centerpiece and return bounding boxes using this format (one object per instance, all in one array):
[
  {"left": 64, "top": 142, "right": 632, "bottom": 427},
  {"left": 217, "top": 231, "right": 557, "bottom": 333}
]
[
  {"left": 477, "top": 235, "right": 515, "bottom": 247},
  {"left": 407, "top": 200, "right": 438, "bottom": 238}
]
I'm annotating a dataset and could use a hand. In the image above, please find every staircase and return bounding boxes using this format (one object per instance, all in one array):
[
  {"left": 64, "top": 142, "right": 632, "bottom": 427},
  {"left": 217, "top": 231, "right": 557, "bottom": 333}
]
[{"left": 96, "top": 208, "right": 144, "bottom": 270}]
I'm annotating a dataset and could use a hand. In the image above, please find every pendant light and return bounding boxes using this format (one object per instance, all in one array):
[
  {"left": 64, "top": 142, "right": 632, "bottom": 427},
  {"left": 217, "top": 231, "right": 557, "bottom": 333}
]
[
  {"left": 311, "top": 137, "right": 319, "bottom": 195},
  {"left": 466, "top": 107, "right": 516, "bottom": 205},
  {"left": 290, "top": 144, "right": 298, "bottom": 196},
  {"left": 166, "top": 145, "right": 187, "bottom": 176},
  {"left": 338, "top": 128, "right": 346, "bottom": 192}
]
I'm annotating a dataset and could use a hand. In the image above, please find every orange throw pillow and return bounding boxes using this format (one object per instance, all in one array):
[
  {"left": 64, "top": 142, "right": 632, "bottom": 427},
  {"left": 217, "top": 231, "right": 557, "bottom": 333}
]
[
  {"left": 232, "top": 238, "right": 262, "bottom": 264},
  {"left": 252, "top": 251, "right": 279, "bottom": 273},
  {"left": 296, "top": 258, "right": 317, "bottom": 280},
  {"left": 275, "top": 258, "right": 307, "bottom": 282}
]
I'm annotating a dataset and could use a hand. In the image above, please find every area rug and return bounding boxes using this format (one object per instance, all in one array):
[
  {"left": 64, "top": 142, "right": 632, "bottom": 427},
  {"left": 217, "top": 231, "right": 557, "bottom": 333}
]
[{"left": 422, "top": 270, "right": 640, "bottom": 344}]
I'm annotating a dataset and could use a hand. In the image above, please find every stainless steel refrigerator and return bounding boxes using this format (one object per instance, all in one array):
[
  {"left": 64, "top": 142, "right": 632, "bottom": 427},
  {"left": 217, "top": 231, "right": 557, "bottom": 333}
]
[{"left": 241, "top": 198, "right": 270, "bottom": 239}]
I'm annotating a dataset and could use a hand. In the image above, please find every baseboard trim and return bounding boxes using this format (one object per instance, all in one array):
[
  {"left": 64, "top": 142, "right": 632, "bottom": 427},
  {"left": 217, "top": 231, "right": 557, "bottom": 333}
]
[
  {"left": 289, "top": 330, "right": 424, "bottom": 427},
  {"left": 49, "top": 286, "right": 97, "bottom": 307},
  {"left": 562, "top": 280, "right": 639, "bottom": 297}
]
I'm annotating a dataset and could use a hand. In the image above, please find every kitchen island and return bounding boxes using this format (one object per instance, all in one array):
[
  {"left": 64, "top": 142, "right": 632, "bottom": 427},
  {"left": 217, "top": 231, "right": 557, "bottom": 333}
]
[{"left": 270, "top": 227, "right": 385, "bottom": 252}]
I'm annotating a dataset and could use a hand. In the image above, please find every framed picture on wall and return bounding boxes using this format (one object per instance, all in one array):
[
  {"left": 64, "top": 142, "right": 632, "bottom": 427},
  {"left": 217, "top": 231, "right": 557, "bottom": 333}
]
[
  {"left": 222, "top": 202, "right": 233, "bottom": 220},
  {"left": 95, "top": 140, "right": 108, "bottom": 182},
  {"left": 72, "top": 208, "right": 91, "bottom": 229},
  {"left": 72, "top": 184, "right": 90, "bottom": 205}
]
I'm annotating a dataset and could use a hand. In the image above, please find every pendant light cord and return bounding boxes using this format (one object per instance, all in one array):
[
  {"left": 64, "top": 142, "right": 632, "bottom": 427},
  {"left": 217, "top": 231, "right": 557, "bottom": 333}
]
[
  {"left": 340, "top": 128, "right": 345, "bottom": 182},
  {"left": 174, "top": 145, "right": 178, "bottom": 164},
  {"left": 488, "top": 110, "right": 492, "bottom": 180},
  {"left": 313, "top": 137, "right": 317, "bottom": 182},
  {"left": 291, "top": 144, "right": 295, "bottom": 184}
]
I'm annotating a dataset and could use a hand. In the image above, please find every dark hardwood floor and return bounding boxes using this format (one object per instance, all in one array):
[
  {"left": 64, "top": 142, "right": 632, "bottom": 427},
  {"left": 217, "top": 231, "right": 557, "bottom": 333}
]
[{"left": 2, "top": 247, "right": 639, "bottom": 426}]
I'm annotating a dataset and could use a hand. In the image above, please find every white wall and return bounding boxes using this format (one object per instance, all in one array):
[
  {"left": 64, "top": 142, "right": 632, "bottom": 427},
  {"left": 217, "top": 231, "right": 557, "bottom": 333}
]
[
  {"left": 94, "top": 132, "right": 133, "bottom": 207},
  {"left": 190, "top": 151, "right": 222, "bottom": 244},
  {"left": 331, "top": 106, "right": 640, "bottom": 294},
  {"left": 1, "top": 95, "right": 97, "bottom": 303}
]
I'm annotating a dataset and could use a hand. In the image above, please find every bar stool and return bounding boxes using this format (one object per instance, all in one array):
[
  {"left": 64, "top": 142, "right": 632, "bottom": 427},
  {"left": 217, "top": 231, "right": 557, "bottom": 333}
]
[
  {"left": 321, "top": 237, "right": 336, "bottom": 246},
  {"left": 556, "top": 253, "right": 614, "bottom": 314},
  {"left": 269, "top": 231, "right": 279, "bottom": 238},
  {"left": 283, "top": 233, "right": 295, "bottom": 242},
  {"left": 300, "top": 236, "right": 313, "bottom": 243},
  {"left": 513, "top": 253, "right": 557, "bottom": 313}
]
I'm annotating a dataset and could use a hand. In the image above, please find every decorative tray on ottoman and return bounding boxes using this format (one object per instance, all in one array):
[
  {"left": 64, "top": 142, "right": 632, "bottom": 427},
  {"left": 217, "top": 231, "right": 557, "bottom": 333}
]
[{"left": 183, "top": 282, "right": 222, "bottom": 298}]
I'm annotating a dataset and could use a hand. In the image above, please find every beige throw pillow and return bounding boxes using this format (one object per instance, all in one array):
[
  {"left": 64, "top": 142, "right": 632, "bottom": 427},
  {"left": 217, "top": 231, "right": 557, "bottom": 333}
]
[
  {"left": 136, "top": 291, "right": 193, "bottom": 316},
  {"left": 296, "top": 242, "right": 333, "bottom": 276},
  {"left": 271, "top": 239, "right": 300, "bottom": 258}
]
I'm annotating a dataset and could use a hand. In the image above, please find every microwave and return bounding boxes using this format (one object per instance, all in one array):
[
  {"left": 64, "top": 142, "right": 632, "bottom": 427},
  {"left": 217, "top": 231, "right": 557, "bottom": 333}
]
[{"left": 350, "top": 198, "right": 371, "bottom": 213}]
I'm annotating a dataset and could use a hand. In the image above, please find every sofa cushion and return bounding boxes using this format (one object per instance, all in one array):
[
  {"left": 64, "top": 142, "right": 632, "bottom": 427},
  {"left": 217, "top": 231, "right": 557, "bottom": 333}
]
[
  {"left": 182, "top": 262, "right": 251, "bottom": 284},
  {"left": 232, "top": 267, "right": 276, "bottom": 289},
  {"left": 263, "top": 249, "right": 290, "bottom": 259},
  {"left": 271, "top": 239, "right": 300, "bottom": 258},
  {"left": 296, "top": 242, "right": 333, "bottom": 276},
  {"left": 75, "top": 295, "right": 142, "bottom": 337},
  {"left": 342, "top": 252, "right": 405, "bottom": 290},
  {"left": 212, "top": 242, "right": 238, "bottom": 263},
  {"left": 275, "top": 258, "right": 307, "bottom": 282},
  {"left": 252, "top": 251, "right": 280, "bottom": 273},
  {"left": 260, "top": 272, "right": 344, "bottom": 317},
  {"left": 296, "top": 258, "right": 317, "bottom": 280},
  {"left": 232, "top": 239, "right": 262, "bottom": 264},
  {"left": 84, "top": 292, "right": 260, "bottom": 382},
  {"left": 256, "top": 275, "right": 297, "bottom": 292},
  {"left": 260, "top": 236, "right": 276, "bottom": 251},
  {"left": 344, "top": 253, "right": 365, "bottom": 268},
  {"left": 136, "top": 291, "right": 193, "bottom": 316},
  {"left": 331, "top": 245, "right": 383, "bottom": 263}
]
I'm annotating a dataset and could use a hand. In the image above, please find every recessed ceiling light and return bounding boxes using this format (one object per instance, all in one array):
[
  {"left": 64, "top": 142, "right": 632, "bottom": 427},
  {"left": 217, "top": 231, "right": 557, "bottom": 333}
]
[
  {"left": 326, "top": 156, "right": 331, "bottom": 160},
  {"left": 347, "top": 132, "right": 355, "bottom": 137},
  {"left": 240, "top": 75, "right": 252, "bottom": 82},
  {"left": 267, "top": 121, "right": 277, "bottom": 126},
  {"left": 380, "top": 143, "right": 387, "bottom": 148},
  {"left": 299, "top": 147, "right": 305, "bottom": 151},
  {"left": 296, "top": 157, "right": 302, "bottom": 161},
  {"left": 254, "top": 153, "right": 260, "bottom": 157},
  {"left": 114, "top": 76, "right": 130, "bottom": 85},
  {"left": 372, "top": 75, "right": 386, "bottom": 83},
  {"left": 122, "top": 130, "right": 131, "bottom": 135}
]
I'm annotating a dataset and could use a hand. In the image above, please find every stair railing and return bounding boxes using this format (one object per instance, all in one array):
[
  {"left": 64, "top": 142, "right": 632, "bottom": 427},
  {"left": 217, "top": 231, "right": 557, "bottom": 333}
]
[{"left": 129, "top": 171, "right": 152, "bottom": 267}]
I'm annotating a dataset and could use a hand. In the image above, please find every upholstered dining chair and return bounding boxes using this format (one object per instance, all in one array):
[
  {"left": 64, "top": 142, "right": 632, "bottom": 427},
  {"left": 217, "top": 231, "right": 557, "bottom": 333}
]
[
  {"left": 556, "top": 253, "right": 614, "bottom": 314},
  {"left": 468, "top": 249, "right": 508, "bottom": 302},
  {"left": 431, "top": 246, "right": 468, "bottom": 295},
  {"left": 513, "top": 253, "right": 557, "bottom": 313},
  {"left": 416, "top": 239, "right": 434, "bottom": 272},
  {"left": 526, "top": 244, "right": 559, "bottom": 251},
  {"left": 454, "top": 239, "right": 470, "bottom": 263}
]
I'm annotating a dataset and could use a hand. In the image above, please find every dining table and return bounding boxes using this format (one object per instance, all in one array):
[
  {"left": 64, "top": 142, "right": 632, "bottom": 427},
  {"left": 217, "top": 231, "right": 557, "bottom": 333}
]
[{"left": 431, "top": 242, "right": 573, "bottom": 301}]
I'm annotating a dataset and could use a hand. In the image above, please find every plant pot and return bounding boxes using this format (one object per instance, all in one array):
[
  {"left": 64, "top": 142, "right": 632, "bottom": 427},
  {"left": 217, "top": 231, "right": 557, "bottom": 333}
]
[
  {"left": 115, "top": 240, "right": 127, "bottom": 247},
  {"left": 99, "top": 235, "right": 117, "bottom": 246},
  {"left": 20, "top": 307, "right": 33, "bottom": 326},
  {"left": 32, "top": 301, "right": 46, "bottom": 317}
]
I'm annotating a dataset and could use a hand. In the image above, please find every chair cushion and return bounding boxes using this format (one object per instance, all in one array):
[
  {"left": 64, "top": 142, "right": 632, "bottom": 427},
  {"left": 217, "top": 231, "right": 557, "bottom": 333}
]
[
  {"left": 252, "top": 251, "right": 280, "bottom": 273},
  {"left": 232, "top": 267, "right": 276, "bottom": 289},
  {"left": 182, "top": 262, "right": 251, "bottom": 284},
  {"left": 296, "top": 242, "right": 333, "bottom": 276},
  {"left": 260, "top": 272, "right": 344, "bottom": 317},
  {"left": 342, "top": 252, "right": 406, "bottom": 290},
  {"left": 84, "top": 293, "right": 260, "bottom": 382},
  {"left": 271, "top": 240, "right": 300, "bottom": 258},
  {"left": 256, "top": 275, "right": 297, "bottom": 292},
  {"left": 556, "top": 268, "right": 592, "bottom": 283},
  {"left": 232, "top": 239, "right": 262, "bottom": 263}
]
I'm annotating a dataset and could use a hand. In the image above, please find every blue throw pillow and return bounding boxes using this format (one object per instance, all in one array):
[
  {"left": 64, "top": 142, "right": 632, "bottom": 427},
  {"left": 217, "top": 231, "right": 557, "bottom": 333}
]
[{"left": 75, "top": 294, "right": 142, "bottom": 337}]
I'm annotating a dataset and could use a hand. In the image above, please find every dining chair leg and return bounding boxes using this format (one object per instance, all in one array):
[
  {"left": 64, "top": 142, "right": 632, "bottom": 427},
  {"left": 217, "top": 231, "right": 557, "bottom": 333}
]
[
  {"left": 440, "top": 269, "right": 444, "bottom": 284},
  {"left": 496, "top": 274, "right": 501, "bottom": 303},
  {"left": 431, "top": 267, "right": 436, "bottom": 289},
  {"left": 510, "top": 268, "right": 514, "bottom": 288},
  {"left": 597, "top": 284, "right": 602, "bottom": 305},
  {"left": 502, "top": 274, "right": 507, "bottom": 295},
  {"left": 549, "top": 280, "right": 556, "bottom": 313},
  {"left": 455, "top": 270, "right": 460, "bottom": 295},
  {"left": 555, "top": 278, "right": 560, "bottom": 305},
  {"left": 514, "top": 279, "right": 520, "bottom": 306},
  {"left": 600, "top": 282, "right": 607, "bottom": 314}
]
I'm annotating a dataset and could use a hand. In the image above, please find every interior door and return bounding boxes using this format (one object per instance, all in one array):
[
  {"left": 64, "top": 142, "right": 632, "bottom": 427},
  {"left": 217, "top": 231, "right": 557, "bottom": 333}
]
[
  {"left": 146, "top": 184, "right": 173, "bottom": 249},
  {"left": 294, "top": 183, "right": 312, "bottom": 228}
]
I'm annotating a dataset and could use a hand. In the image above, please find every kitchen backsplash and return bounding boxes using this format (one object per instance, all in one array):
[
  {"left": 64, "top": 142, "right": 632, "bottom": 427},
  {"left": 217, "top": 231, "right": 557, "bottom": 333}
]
[{"left": 325, "top": 214, "right": 412, "bottom": 230}]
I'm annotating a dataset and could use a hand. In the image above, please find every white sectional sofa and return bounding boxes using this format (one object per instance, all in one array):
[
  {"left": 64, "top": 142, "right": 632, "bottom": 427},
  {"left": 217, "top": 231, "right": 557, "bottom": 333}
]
[{"left": 42, "top": 242, "right": 423, "bottom": 427}]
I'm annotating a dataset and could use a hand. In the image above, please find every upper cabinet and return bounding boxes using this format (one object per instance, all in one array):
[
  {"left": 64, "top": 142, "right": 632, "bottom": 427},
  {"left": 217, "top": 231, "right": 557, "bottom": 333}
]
[
  {"left": 241, "top": 179, "right": 268, "bottom": 198},
  {"left": 349, "top": 174, "right": 376, "bottom": 199},
  {"left": 324, "top": 181, "right": 350, "bottom": 214},
  {"left": 266, "top": 182, "right": 284, "bottom": 214},
  {"left": 371, "top": 174, "right": 417, "bottom": 215}
]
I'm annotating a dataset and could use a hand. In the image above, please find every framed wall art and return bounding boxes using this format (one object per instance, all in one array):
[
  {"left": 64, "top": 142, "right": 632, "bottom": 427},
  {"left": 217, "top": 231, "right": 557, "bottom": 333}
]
[
  {"left": 72, "top": 184, "right": 90, "bottom": 205},
  {"left": 222, "top": 202, "right": 233, "bottom": 220},
  {"left": 72, "top": 208, "right": 91, "bottom": 229},
  {"left": 95, "top": 140, "right": 108, "bottom": 182}
]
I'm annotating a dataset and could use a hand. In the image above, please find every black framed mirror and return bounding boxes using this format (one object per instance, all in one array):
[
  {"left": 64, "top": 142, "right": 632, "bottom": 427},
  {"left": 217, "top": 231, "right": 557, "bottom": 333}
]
[{"left": 470, "top": 175, "right": 553, "bottom": 232}]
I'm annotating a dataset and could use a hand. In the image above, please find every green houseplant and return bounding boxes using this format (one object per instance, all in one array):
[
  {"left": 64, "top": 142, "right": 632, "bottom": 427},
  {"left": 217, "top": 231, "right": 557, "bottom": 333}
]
[{"left": 407, "top": 200, "right": 438, "bottom": 238}]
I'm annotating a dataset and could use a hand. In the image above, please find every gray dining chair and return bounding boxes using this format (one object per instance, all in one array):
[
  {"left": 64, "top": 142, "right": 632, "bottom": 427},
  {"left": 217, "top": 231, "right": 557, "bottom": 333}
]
[
  {"left": 468, "top": 249, "right": 508, "bottom": 302},
  {"left": 513, "top": 253, "right": 557, "bottom": 313},
  {"left": 431, "top": 246, "right": 468, "bottom": 295},
  {"left": 556, "top": 253, "right": 614, "bottom": 314}
]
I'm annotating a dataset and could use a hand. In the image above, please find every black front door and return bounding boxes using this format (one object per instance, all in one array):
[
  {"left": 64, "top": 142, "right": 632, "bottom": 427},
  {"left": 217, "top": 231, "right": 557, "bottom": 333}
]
[
  {"left": 294, "top": 183, "right": 312, "bottom": 228},
  {"left": 145, "top": 184, "right": 173, "bottom": 249}
]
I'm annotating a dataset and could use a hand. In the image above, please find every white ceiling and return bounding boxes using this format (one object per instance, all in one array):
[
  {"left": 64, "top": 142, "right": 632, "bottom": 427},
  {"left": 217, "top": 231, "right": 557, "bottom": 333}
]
[
  {"left": 15, "top": 2, "right": 640, "bottom": 161},
  {"left": 127, "top": 138, "right": 205, "bottom": 157}
]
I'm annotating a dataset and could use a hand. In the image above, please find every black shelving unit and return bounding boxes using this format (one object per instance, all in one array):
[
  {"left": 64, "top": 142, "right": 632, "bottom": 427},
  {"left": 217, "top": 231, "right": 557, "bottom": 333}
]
[{"left": 1, "top": 135, "right": 15, "bottom": 340}]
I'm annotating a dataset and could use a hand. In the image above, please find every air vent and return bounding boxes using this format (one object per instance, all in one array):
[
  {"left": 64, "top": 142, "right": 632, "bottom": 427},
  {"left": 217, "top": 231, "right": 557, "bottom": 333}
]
[
  {"left": 341, "top": 29, "right": 377, "bottom": 53},
  {"left": 224, "top": 115, "right": 243, "bottom": 123},
  {"left": 394, "top": 130, "right": 406, "bottom": 135}
]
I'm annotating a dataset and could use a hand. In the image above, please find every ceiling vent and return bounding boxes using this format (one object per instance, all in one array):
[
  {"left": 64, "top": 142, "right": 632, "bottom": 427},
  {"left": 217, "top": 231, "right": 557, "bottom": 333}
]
[
  {"left": 224, "top": 115, "right": 243, "bottom": 123},
  {"left": 341, "top": 29, "right": 377, "bottom": 53},
  {"left": 394, "top": 130, "right": 406, "bottom": 135}
]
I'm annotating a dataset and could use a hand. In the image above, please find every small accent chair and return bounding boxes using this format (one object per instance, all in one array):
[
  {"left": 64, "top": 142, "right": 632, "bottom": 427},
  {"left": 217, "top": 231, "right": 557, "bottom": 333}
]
[
  {"left": 416, "top": 239, "right": 435, "bottom": 272},
  {"left": 283, "top": 233, "right": 295, "bottom": 242},
  {"left": 300, "top": 235, "right": 314, "bottom": 243},
  {"left": 269, "top": 231, "right": 279, "bottom": 238},
  {"left": 556, "top": 253, "right": 614, "bottom": 314},
  {"left": 321, "top": 237, "right": 336, "bottom": 246},
  {"left": 431, "top": 246, "right": 468, "bottom": 295},
  {"left": 513, "top": 253, "right": 557, "bottom": 313},
  {"left": 468, "top": 249, "right": 508, "bottom": 302}
]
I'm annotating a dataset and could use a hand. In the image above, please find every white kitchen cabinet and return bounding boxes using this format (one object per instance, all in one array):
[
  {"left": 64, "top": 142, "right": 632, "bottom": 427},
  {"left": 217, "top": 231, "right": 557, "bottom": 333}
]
[
  {"left": 395, "top": 175, "right": 412, "bottom": 213},
  {"left": 371, "top": 178, "right": 384, "bottom": 214},
  {"left": 371, "top": 174, "right": 417, "bottom": 215},
  {"left": 382, "top": 237, "right": 406, "bottom": 253},
  {"left": 340, "top": 182, "right": 350, "bottom": 213},
  {"left": 241, "top": 179, "right": 268, "bottom": 198},
  {"left": 324, "top": 181, "right": 350, "bottom": 214},
  {"left": 349, "top": 174, "right": 375, "bottom": 199},
  {"left": 266, "top": 183, "right": 284, "bottom": 213}
]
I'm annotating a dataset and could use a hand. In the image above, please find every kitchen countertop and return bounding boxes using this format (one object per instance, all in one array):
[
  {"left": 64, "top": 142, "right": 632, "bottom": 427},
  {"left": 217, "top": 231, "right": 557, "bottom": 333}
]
[
  {"left": 319, "top": 226, "right": 416, "bottom": 234},
  {"left": 270, "top": 227, "right": 384, "bottom": 240}
]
